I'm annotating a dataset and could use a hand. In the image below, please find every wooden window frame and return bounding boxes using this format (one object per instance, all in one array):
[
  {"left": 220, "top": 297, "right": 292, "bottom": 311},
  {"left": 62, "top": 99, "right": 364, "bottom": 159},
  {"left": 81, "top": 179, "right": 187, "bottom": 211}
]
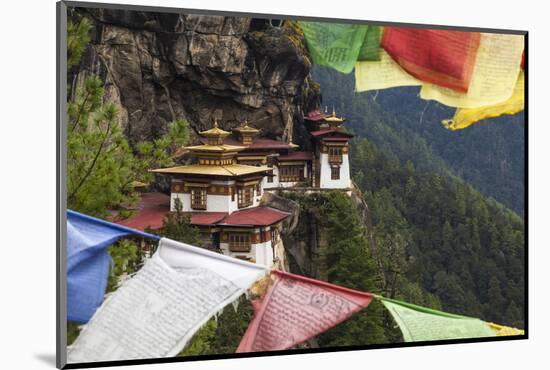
[
  {"left": 279, "top": 165, "right": 302, "bottom": 182},
  {"left": 228, "top": 233, "right": 251, "bottom": 252},
  {"left": 190, "top": 188, "right": 207, "bottom": 210},
  {"left": 328, "top": 146, "right": 343, "bottom": 164},
  {"left": 331, "top": 166, "right": 340, "bottom": 180},
  {"left": 237, "top": 186, "right": 253, "bottom": 208}
]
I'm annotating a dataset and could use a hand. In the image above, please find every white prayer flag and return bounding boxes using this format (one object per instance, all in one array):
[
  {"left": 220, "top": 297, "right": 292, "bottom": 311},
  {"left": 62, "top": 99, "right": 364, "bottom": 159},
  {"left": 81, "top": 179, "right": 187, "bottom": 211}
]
[{"left": 68, "top": 238, "right": 268, "bottom": 363}]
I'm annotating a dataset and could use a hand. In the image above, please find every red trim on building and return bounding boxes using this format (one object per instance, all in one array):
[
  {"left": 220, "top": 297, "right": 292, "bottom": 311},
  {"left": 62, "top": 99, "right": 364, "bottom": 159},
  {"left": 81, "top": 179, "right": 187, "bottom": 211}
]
[
  {"left": 114, "top": 192, "right": 170, "bottom": 231},
  {"left": 208, "top": 137, "right": 294, "bottom": 150},
  {"left": 310, "top": 127, "right": 354, "bottom": 138},
  {"left": 189, "top": 212, "right": 228, "bottom": 226},
  {"left": 304, "top": 111, "right": 329, "bottom": 122},
  {"left": 218, "top": 206, "right": 290, "bottom": 227},
  {"left": 278, "top": 151, "right": 313, "bottom": 161},
  {"left": 114, "top": 193, "right": 290, "bottom": 231}
]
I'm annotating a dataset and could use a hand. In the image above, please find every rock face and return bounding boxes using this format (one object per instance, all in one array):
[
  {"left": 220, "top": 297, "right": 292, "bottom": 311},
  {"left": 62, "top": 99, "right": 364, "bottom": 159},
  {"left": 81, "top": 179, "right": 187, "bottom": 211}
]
[{"left": 70, "top": 8, "right": 320, "bottom": 148}]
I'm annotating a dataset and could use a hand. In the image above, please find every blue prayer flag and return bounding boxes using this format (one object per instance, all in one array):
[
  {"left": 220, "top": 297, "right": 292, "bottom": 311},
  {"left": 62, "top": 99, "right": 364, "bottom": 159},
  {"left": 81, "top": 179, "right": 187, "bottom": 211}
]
[{"left": 67, "top": 210, "right": 159, "bottom": 323}]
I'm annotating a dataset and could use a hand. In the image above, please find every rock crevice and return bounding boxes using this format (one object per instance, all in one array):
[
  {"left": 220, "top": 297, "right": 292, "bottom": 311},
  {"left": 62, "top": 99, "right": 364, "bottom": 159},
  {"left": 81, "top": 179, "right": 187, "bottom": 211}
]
[{"left": 72, "top": 8, "right": 320, "bottom": 146}]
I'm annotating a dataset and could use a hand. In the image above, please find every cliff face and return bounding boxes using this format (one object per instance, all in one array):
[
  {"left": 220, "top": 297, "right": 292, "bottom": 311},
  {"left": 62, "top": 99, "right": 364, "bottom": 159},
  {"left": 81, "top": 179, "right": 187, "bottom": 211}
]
[{"left": 71, "top": 8, "right": 320, "bottom": 148}]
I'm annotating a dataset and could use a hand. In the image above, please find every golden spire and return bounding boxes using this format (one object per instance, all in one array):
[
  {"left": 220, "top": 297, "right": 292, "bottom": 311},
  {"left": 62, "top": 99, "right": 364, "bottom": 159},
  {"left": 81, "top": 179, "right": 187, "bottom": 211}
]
[
  {"left": 199, "top": 119, "right": 231, "bottom": 145},
  {"left": 324, "top": 106, "right": 345, "bottom": 125},
  {"left": 233, "top": 119, "right": 260, "bottom": 134}
]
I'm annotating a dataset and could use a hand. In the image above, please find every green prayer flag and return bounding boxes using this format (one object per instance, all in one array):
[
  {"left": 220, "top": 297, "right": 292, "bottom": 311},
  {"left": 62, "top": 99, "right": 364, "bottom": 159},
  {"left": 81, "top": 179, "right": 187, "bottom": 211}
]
[
  {"left": 358, "top": 26, "right": 382, "bottom": 61},
  {"left": 299, "top": 21, "right": 368, "bottom": 74},
  {"left": 380, "top": 297, "right": 496, "bottom": 342}
]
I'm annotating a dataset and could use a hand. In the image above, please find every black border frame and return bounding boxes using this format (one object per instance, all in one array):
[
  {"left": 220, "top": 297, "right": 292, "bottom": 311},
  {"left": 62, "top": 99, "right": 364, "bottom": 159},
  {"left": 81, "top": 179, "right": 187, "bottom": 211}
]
[{"left": 56, "top": 1, "right": 529, "bottom": 368}]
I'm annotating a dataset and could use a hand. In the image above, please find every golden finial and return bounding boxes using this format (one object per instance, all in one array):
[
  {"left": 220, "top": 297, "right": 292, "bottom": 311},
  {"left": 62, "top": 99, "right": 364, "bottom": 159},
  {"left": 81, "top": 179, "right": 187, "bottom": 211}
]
[
  {"left": 213, "top": 118, "right": 219, "bottom": 128},
  {"left": 332, "top": 106, "right": 336, "bottom": 116}
]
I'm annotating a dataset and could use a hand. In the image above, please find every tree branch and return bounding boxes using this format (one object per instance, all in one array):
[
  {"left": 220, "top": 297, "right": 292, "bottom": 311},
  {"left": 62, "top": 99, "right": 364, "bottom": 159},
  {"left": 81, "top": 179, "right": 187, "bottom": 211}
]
[{"left": 68, "top": 118, "right": 113, "bottom": 201}]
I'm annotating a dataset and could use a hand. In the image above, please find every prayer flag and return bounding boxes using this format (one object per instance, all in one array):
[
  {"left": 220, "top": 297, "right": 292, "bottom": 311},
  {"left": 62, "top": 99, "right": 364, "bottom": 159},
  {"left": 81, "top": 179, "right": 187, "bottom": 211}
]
[
  {"left": 299, "top": 21, "right": 368, "bottom": 73},
  {"left": 355, "top": 50, "right": 422, "bottom": 91},
  {"left": 358, "top": 26, "right": 382, "bottom": 61},
  {"left": 68, "top": 238, "right": 267, "bottom": 363},
  {"left": 421, "top": 33, "right": 524, "bottom": 108},
  {"left": 381, "top": 27, "right": 481, "bottom": 92},
  {"left": 67, "top": 210, "right": 158, "bottom": 323},
  {"left": 442, "top": 71, "right": 524, "bottom": 130},
  {"left": 380, "top": 297, "right": 496, "bottom": 342},
  {"left": 236, "top": 270, "right": 373, "bottom": 352},
  {"left": 487, "top": 322, "right": 525, "bottom": 336}
]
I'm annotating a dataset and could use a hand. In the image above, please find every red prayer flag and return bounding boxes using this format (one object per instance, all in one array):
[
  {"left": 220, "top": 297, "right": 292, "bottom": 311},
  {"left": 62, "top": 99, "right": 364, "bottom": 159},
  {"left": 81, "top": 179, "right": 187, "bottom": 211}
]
[
  {"left": 381, "top": 27, "right": 481, "bottom": 92},
  {"left": 521, "top": 50, "right": 525, "bottom": 69},
  {"left": 236, "top": 270, "right": 373, "bottom": 352}
]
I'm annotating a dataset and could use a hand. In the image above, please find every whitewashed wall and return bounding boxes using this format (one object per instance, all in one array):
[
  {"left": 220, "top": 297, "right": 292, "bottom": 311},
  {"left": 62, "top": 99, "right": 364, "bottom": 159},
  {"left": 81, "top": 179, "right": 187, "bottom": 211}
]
[{"left": 319, "top": 153, "right": 351, "bottom": 189}]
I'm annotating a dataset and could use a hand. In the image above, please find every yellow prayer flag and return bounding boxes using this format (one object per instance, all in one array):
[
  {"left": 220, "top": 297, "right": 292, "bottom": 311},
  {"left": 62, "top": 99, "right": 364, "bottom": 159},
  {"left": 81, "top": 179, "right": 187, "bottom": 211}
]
[
  {"left": 355, "top": 50, "right": 422, "bottom": 92},
  {"left": 487, "top": 322, "right": 525, "bottom": 336},
  {"left": 421, "top": 33, "right": 524, "bottom": 108},
  {"left": 442, "top": 71, "right": 524, "bottom": 131}
]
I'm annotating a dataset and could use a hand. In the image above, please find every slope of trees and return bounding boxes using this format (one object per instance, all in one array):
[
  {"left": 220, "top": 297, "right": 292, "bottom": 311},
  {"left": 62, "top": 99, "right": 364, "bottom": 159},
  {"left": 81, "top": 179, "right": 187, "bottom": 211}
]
[
  {"left": 312, "top": 66, "right": 525, "bottom": 215},
  {"left": 351, "top": 138, "right": 525, "bottom": 328}
]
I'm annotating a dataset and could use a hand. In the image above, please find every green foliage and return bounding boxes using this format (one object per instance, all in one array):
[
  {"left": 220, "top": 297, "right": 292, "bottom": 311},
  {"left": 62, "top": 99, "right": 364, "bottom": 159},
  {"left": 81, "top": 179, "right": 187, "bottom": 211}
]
[
  {"left": 67, "top": 321, "right": 81, "bottom": 346},
  {"left": 67, "top": 75, "right": 191, "bottom": 218},
  {"left": 313, "top": 65, "right": 525, "bottom": 215},
  {"left": 161, "top": 199, "right": 203, "bottom": 246},
  {"left": 67, "top": 17, "right": 92, "bottom": 67},
  {"left": 179, "top": 319, "right": 218, "bottom": 356},
  {"left": 283, "top": 191, "right": 392, "bottom": 346},
  {"left": 206, "top": 296, "right": 255, "bottom": 354},
  {"left": 106, "top": 239, "right": 140, "bottom": 293},
  {"left": 180, "top": 295, "right": 254, "bottom": 356},
  {"left": 350, "top": 137, "right": 525, "bottom": 327},
  {"left": 67, "top": 79, "right": 138, "bottom": 217}
]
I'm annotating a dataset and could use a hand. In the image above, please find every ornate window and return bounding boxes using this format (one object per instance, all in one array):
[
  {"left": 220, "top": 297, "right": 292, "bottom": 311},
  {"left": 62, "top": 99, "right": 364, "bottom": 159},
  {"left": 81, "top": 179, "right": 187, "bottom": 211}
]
[
  {"left": 190, "top": 188, "right": 207, "bottom": 210},
  {"left": 279, "top": 165, "right": 303, "bottom": 182},
  {"left": 331, "top": 166, "right": 340, "bottom": 180},
  {"left": 237, "top": 186, "right": 253, "bottom": 208},
  {"left": 328, "top": 146, "right": 343, "bottom": 164},
  {"left": 228, "top": 233, "right": 251, "bottom": 252}
]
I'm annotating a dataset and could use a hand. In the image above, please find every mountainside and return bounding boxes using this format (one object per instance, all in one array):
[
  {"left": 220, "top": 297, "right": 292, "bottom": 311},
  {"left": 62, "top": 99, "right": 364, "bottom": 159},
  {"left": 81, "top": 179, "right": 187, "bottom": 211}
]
[
  {"left": 312, "top": 66, "right": 525, "bottom": 215},
  {"left": 67, "top": 8, "right": 525, "bottom": 350},
  {"left": 70, "top": 8, "right": 320, "bottom": 147}
]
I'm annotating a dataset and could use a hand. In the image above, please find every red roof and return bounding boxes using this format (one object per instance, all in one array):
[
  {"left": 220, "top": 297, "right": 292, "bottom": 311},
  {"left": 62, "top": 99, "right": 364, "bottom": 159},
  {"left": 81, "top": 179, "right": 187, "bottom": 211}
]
[
  {"left": 304, "top": 111, "right": 329, "bottom": 122},
  {"left": 115, "top": 192, "right": 170, "bottom": 231},
  {"left": 310, "top": 127, "right": 354, "bottom": 139},
  {"left": 205, "top": 137, "right": 293, "bottom": 151},
  {"left": 189, "top": 212, "right": 228, "bottom": 226},
  {"left": 114, "top": 193, "right": 290, "bottom": 230},
  {"left": 218, "top": 207, "right": 290, "bottom": 227},
  {"left": 278, "top": 151, "right": 313, "bottom": 161}
]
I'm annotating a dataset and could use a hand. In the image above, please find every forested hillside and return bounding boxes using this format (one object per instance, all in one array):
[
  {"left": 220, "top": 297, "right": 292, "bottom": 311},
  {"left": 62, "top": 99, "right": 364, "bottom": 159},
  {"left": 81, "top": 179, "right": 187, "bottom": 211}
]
[
  {"left": 312, "top": 66, "right": 525, "bottom": 215},
  {"left": 352, "top": 138, "right": 525, "bottom": 328}
]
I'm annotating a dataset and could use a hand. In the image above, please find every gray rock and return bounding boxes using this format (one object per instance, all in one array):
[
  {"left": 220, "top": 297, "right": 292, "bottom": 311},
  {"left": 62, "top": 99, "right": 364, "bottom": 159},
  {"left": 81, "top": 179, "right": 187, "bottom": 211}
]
[{"left": 72, "top": 7, "right": 320, "bottom": 146}]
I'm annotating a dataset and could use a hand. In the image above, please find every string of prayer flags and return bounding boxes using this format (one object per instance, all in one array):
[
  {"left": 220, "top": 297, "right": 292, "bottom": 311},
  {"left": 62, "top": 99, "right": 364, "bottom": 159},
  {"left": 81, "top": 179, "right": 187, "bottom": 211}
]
[
  {"left": 442, "top": 71, "right": 524, "bottom": 130},
  {"left": 299, "top": 21, "right": 369, "bottom": 73},
  {"left": 487, "top": 322, "right": 525, "bottom": 336},
  {"left": 358, "top": 26, "right": 382, "bottom": 61},
  {"left": 381, "top": 27, "right": 481, "bottom": 93},
  {"left": 355, "top": 49, "right": 422, "bottom": 91},
  {"left": 66, "top": 210, "right": 159, "bottom": 324},
  {"left": 379, "top": 296, "right": 496, "bottom": 342},
  {"left": 420, "top": 33, "right": 524, "bottom": 108},
  {"left": 236, "top": 270, "right": 373, "bottom": 352},
  {"left": 68, "top": 238, "right": 268, "bottom": 363}
]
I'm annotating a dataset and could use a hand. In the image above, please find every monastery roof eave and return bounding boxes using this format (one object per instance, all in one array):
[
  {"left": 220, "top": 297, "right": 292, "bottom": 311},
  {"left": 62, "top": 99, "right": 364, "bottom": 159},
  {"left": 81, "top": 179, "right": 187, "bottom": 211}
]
[{"left": 150, "top": 164, "right": 271, "bottom": 177}]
